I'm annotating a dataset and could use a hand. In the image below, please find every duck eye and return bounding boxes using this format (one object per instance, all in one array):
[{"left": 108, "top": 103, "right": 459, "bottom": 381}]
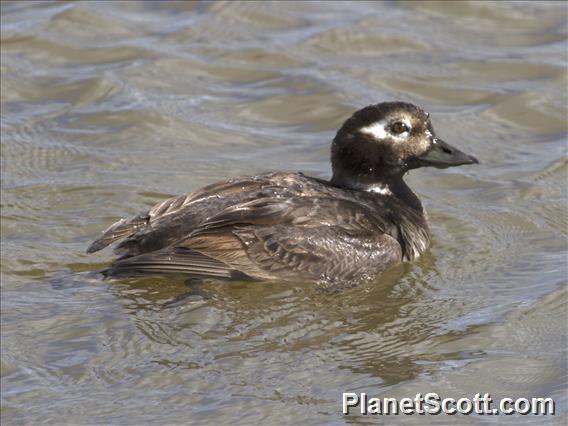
[{"left": 391, "top": 121, "right": 409, "bottom": 134}]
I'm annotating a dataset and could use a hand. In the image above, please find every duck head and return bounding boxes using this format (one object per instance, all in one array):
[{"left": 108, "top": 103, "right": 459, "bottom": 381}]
[{"left": 331, "top": 102, "right": 478, "bottom": 188}]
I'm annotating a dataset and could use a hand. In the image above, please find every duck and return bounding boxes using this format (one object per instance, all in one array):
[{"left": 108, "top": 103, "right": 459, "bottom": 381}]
[{"left": 87, "top": 102, "right": 478, "bottom": 284}]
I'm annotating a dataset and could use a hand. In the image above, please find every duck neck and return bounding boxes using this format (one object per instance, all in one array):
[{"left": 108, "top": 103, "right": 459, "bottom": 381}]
[{"left": 331, "top": 169, "right": 424, "bottom": 212}]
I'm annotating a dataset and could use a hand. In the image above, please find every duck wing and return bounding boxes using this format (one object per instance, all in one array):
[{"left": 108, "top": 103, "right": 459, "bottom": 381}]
[
  {"left": 87, "top": 172, "right": 312, "bottom": 256},
  {"left": 103, "top": 247, "right": 247, "bottom": 279},
  {"left": 173, "top": 196, "right": 402, "bottom": 281}
]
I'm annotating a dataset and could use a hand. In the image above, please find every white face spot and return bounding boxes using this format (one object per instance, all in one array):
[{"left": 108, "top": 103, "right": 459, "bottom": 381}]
[
  {"left": 359, "top": 118, "right": 412, "bottom": 142},
  {"left": 422, "top": 129, "right": 435, "bottom": 151},
  {"left": 359, "top": 119, "right": 388, "bottom": 140}
]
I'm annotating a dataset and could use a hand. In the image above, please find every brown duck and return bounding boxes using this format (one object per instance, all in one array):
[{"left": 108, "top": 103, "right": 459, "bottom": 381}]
[{"left": 87, "top": 102, "right": 478, "bottom": 283}]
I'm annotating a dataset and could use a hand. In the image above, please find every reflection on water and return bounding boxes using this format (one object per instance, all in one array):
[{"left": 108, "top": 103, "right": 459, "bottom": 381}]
[{"left": 1, "top": 1, "right": 566, "bottom": 424}]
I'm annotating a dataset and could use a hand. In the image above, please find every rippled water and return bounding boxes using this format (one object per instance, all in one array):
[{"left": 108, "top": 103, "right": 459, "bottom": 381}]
[{"left": 1, "top": 1, "right": 567, "bottom": 424}]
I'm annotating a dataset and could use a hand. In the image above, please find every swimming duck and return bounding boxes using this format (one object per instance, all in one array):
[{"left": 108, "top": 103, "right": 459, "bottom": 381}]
[{"left": 87, "top": 102, "right": 478, "bottom": 283}]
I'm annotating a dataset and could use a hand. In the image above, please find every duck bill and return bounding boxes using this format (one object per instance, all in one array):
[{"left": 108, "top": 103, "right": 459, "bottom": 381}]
[{"left": 417, "top": 138, "right": 479, "bottom": 169}]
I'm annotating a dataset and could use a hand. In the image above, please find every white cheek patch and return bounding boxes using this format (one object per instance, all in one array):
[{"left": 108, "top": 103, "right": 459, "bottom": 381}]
[
  {"left": 359, "top": 119, "right": 388, "bottom": 140},
  {"left": 359, "top": 118, "right": 411, "bottom": 142}
]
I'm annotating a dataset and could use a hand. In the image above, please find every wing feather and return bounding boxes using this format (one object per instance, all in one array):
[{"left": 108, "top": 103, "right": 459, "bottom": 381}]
[
  {"left": 87, "top": 173, "right": 299, "bottom": 255},
  {"left": 177, "top": 196, "right": 402, "bottom": 281},
  {"left": 104, "top": 248, "right": 243, "bottom": 279}
]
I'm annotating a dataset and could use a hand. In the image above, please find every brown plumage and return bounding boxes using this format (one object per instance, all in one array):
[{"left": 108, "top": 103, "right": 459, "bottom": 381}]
[{"left": 87, "top": 102, "right": 478, "bottom": 284}]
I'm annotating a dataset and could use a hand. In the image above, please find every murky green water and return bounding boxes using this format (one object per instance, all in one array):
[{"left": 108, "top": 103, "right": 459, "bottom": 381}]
[{"left": 1, "top": 1, "right": 567, "bottom": 424}]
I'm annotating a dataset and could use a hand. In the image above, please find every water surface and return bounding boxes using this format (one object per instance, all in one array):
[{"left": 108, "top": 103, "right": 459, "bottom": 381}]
[{"left": 1, "top": 1, "right": 567, "bottom": 424}]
